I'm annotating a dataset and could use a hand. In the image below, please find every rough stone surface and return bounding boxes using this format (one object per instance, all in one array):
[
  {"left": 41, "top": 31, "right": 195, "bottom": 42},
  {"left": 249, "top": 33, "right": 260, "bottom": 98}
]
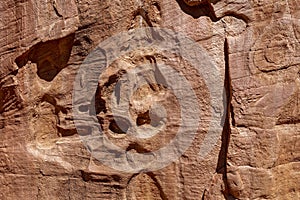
[
  {"left": 183, "top": 0, "right": 206, "bottom": 7},
  {"left": 0, "top": 0, "right": 299, "bottom": 199}
]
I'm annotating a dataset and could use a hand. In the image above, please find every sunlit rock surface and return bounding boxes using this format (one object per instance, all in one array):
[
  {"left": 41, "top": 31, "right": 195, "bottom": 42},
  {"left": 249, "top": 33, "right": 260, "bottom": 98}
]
[{"left": 0, "top": 0, "right": 299, "bottom": 199}]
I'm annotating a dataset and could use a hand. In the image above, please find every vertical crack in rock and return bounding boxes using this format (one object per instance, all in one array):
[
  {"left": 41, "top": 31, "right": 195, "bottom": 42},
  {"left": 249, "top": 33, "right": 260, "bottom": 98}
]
[
  {"left": 216, "top": 38, "right": 232, "bottom": 199},
  {"left": 136, "top": 7, "right": 154, "bottom": 27},
  {"left": 129, "top": 1, "right": 162, "bottom": 29},
  {"left": 126, "top": 173, "right": 167, "bottom": 200},
  {"left": 147, "top": 172, "right": 168, "bottom": 200},
  {"left": 230, "top": 103, "right": 236, "bottom": 127},
  {"left": 52, "top": 0, "right": 63, "bottom": 18}
]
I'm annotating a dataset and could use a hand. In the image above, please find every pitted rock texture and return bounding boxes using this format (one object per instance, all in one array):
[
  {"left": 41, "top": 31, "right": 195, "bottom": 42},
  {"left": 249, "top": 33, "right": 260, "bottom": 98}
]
[{"left": 0, "top": 0, "right": 299, "bottom": 200}]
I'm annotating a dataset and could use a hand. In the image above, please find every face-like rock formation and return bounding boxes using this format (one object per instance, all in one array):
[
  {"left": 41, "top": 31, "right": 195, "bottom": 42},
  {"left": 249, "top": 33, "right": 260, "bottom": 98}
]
[{"left": 0, "top": 0, "right": 299, "bottom": 199}]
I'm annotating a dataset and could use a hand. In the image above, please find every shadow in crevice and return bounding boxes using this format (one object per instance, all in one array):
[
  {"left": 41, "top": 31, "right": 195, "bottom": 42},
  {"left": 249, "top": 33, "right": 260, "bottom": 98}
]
[
  {"left": 176, "top": 0, "right": 250, "bottom": 23},
  {"left": 210, "top": 0, "right": 221, "bottom": 4},
  {"left": 146, "top": 172, "right": 168, "bottom": 200},
  {"left": 216, "top": 38, "right": 232, "bottom": 199},
  {"left": 15, "top": 33, "right": 75, "bottom": 82},
  {"left": 175, "top": 0, "right": 218, "bottom": 21}
]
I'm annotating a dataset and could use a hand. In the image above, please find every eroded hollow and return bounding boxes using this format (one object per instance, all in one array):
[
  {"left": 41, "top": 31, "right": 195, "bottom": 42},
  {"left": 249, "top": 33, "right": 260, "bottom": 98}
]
[
  {"left": 109, "top": 117, "right": 131, "bottom": 134},
  {"left": 136, "top": 108, "right": 164, "bottom": 127},
  {"left": 136, "top": 110, "right": 151, "bottom": 126},
  {"left": 38, "top": 60, "right": 58, "bottom": 81},
  {"left": 93, "top": 52, "right": 189, "bottom": 153},
  {"left": 176, "top": 0, "right": 217, "bottom": 20},
  {"left": 126, "top": 142, "right": 149, "bottom": 153},
  {"left": 15, "top": 33, "right": 75, "bottom": 81},
  {"left": 95, "top": 90, "right": 107, "bottom": 114}
]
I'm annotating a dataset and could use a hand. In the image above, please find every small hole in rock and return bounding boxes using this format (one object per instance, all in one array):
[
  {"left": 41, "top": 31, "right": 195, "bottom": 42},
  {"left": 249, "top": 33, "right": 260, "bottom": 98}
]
[
  {"left": 126, "top": 142, "right": 149, "bottom": 153},
  {"left": 95, "top": 96, "right": 107, "bottom": 114},
  {"left": 136, "top": 110, "right": 151, "bottom": 126},
  {"left": 109, "top": 117, "right": 130, "bottom": 134},
  {"left": 104, "top": 69, "right": 126, "bottom": 87}
]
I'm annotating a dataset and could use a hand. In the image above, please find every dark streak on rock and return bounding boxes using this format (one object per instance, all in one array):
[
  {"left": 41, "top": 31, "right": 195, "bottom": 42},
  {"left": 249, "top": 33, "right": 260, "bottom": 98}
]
[
  {"left": 216, "top": 38, "right": 232, "bottom": 199},
  {"left": 53, "top": 1, "right": 63, "bottom": 18},
  {"left": 147, "top": 172, "right": 168, "bottom": 200}
]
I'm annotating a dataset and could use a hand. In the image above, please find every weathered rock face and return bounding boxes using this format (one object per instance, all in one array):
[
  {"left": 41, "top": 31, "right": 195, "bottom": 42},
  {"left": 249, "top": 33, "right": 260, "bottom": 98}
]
[{"left": 0, "top": 0, "right": 299, "bottom": 199}]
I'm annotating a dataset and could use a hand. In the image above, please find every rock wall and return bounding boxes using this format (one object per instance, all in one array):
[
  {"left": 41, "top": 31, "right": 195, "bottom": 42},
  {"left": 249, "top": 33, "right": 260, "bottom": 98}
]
[{"left": 0, "top": 0, "right": 299, "bottom": 199}]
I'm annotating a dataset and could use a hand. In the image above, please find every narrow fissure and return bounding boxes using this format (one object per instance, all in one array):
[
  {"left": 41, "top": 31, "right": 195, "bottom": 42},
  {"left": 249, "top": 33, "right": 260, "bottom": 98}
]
[
  {"left": 230, "top": 103, "right": 236, "bottom": 127},
  {"left": 53, "top": 4, "right": 63, "bottom": 18},
  {"left": 216, "top": 38, "right": 232, "bottom": 199},
  {"left": 147, "top": 172, "right": 168, "bottom": 200}
]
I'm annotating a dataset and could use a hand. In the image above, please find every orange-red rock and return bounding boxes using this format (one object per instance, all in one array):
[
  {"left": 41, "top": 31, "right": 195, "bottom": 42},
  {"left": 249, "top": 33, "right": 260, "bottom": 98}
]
[{"left": 0, "top": 0, "right": 299, "bottom": 199}]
